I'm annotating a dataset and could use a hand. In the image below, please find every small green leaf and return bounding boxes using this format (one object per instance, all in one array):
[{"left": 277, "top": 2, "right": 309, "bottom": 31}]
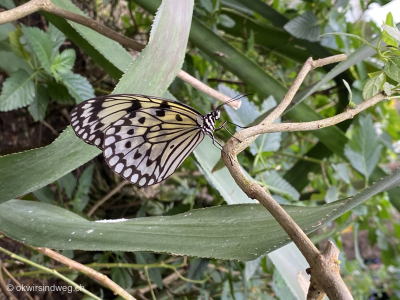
[
  {"left": 219, "top": 14, "right": 235, "bottom": 28},
  {"left": 51, "top": 49, "right": 76, "bottom": 75},
  {"left": 333, "top": 163, "right": 350, "bottom": 184},
  {"left": 382, "top": 24, "right": 400, "bottom": 44},
  {"left": 362, "top": 72, "right": 385, "bottom": 100},
  {"left": 382, "top": 13, "right": 398, "bottom": 47},
  {"left": 342, "top": 79, "right": 353, "bottom": 105},
  {"left": 325, "top": 186, "right": 339, "bottom": 203},
  {"left": 0, "top": 69, "right": 35, "bottom": 111},
  {"left": 48, "top": 23, "right": 65, "bottom": 57},
  {"left": 57, "top": 173, "right": 77, "bottom": 199},
  {"left": 28, "top": 84, "right": 49, "bottom": 121},
  {"left": 344, "top": 114, "right": 383, "bottom": 179},
  {"left": 383, "top": 82, "right": 393, "bottom": 96},
  {"left": 110, "top": 268, "right": 133, "bottom": 290},
  {"left": 47, "top": 81, "right": 74, "bottom": 105},
  {"left": 72, "top": 164, "right": 93, "bottom": 212},
  {"left": 135, "top": 253, "right": 163, "bottom": 288},
  {"left": 261, "top": 171, "right": 300, "bottom": 201},
  {"left": 384, "top": 57, "right": 400, "bottom": 83},
  {"left": 59, "top": 71, "right": 95, "bottom": 104},
  {"left": 33, "top": 186, "right": 56, "bottom": 204},
  {"left": 9, "top": 26, "right": 30, "bottom": 60},
  {"left": 199, "top": 0, "right": 213, "bottom": 12},
  {"left": 23, "top": 26, "right": 53, "bottom": 72},
  {"left": 283, "top": 11, "right": 321, "bottom": 42}
]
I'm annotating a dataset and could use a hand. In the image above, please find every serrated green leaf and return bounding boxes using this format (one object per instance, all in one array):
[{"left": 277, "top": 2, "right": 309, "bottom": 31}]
[
  {"left": 383, "top": 82, "right": 393, "bottom": 96},
  {"left": 47, "top": 80, "right": 74, "bottom": 105},
  {"left": 362, "top": 72, "right": 385, "bottom": 100},
  {"left": 0, "top": 51, "right": 32, "bottom": 74},
  {"left": 0, "top": 69, "right": 35, "bottom": 111},
  {"left": 382, "top": 13, "right": 398, "bottom": 47},
  {"left": 344, "top": 114, "right": 383, "bottom": 179},
  {"left": 72, "top": 164, "right": 93, "bottom": 212},
  {"left": 342, "top": 79, "right": 352, "bottom": 104},
  {"left": 23, "top": 26, "right": 53, "bottom": 72},
  {"left": 261, "top": 171, "right": 300, "bottom": 201},
  {"left": 58, "top": 71, "right": 95, "bottom": 104},
  {"left": 57, "top": 173, "right": 76, "bottom": 199},
  {"left": 28, "top": 84, "right": 49, "bottom": 121},
  {"left": 384, "top": 57, "right": 400, "bottom": 83},
  {"left": 382, "top": 24, "right": 400, "bottom": 44},
  {"left": 48, "top": 23, "right": 65, "bottom": 57},
  {"left": 9, "top": 26, "right": 30, "bottom": 60},
  {"left": 33, "top": 186, "right": 56, "bottom": 204},
  {"left": 283, "top": 11, "right": 320, "bottom": 42},
  {"left": 51, "top": 49, "right": 76, "bottom": 75}
]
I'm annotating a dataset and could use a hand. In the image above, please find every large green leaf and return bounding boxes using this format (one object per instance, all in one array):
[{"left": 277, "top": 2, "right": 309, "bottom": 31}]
[
  {"left": 0, "top": 0, "right": 194, "bottom": 204},
  {"left": 283, "top": 12, "right": 321, "bottom": 42},
  {"left": 58, "top": 71, "right": 95, "bottom": 104},
  {"left": 1, "top": 165, "right": 399, "bottom": 260}
]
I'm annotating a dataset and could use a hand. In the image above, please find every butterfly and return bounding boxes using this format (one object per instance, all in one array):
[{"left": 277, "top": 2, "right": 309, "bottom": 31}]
[{"left": 70, "top": 94, "right": 242, "bottom": 187}]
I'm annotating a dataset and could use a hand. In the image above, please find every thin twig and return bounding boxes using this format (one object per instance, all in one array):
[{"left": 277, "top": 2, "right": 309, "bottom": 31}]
[
  {"left": 0, "top": 260, "right": 18, "bottom": 300},
  {"left": 87, "top": 180, "right": 130, "bottom": 217},
  {"left": 33, "top": 247, "right": 136, "bottom": 300},
  {"left": 0, "top": 247, "right": 101, "bottom": 300},
  {"left": 2, "top": 266, "right": 34, "bottom": 300}
]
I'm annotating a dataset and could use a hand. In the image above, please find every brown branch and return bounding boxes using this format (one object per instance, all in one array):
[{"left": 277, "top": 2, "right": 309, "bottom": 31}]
[
  {"left": 222, "top": 54, "right": 357, "bottom": 300},
  {"left": 35, "top": 247, "right": 136, "bottom": 300},
  {"left": 0, "top": 260, "right": 18, "bottom": 300},
  {"left": 0, "top": 0, "right": 240, "bottom": 109}
]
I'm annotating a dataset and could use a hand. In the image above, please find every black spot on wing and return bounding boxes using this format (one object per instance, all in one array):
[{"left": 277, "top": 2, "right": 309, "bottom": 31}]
[
  {"left": 160, "top": 101, "right": 171, "bottom": 109},
  {"left": 125, "top": 141, "right": 131, "bottom": 148},
  {"left": 127, "top": 129, "right": 134, "bottom": 135},
  {"left": 134, "top": 151, "right": 142, "bottom": 159},
  {"left": 138, "top": 117, "right": 146, "bottom": 124},
  {"left": 156, "top": 110, "right": 165, "bottom": 117},
  {"left": 175, "top": 114, "right": 183, "bottom": 121}
]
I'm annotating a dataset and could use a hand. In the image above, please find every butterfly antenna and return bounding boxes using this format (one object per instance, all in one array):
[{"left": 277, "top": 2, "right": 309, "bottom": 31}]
[{"left": 215, "top": 93, "right": 253, "bottom": 111}]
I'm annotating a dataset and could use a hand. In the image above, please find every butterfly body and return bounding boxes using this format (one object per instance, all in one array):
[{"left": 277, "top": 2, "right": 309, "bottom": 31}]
[{"left": 70, "top": 94, "right": 221, "bottom": 187}]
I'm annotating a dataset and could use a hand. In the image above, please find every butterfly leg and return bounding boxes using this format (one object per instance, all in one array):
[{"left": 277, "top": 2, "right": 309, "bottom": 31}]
[
  {"left": 211, "top": 135, "right": 234, "bottom": 166},
  {"left": 215, "top": 121, "right": 242, "bottom": 143}
]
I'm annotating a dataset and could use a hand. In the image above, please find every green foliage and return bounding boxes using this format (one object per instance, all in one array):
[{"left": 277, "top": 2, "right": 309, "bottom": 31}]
[
  {"left": 1, "top": 0, "right": 400, "bottom": 298},
  {"left": 0, "top": 23, "right": 94, "bottom": 120}
]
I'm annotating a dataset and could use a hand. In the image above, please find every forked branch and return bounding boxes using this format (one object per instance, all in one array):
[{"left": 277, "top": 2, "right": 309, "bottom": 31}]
[{"left": 222, "top": 54, "right": 389, "bottom": 300}]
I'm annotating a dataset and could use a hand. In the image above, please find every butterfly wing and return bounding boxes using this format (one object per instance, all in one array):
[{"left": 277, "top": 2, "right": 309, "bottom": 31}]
[
  {"left": 103, "top": 107, "right": 205, "bottom": 187},
  {"left": 70, "top": 94, "right": 202, "bottom": 149}
]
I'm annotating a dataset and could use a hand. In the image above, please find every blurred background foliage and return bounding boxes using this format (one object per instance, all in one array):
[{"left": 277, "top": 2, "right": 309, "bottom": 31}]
[{"left": 1, "top": 0, "right": 400, "bottom": 299}]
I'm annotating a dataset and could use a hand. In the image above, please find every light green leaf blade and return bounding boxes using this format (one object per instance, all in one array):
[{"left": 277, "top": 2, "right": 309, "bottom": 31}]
[
  {"left": 384, "top": 57, "right": 400, "bottom": 83},
  {"left": 48, "top": 23, "right": 66, "bottom": 56},
  {"left": 22, "top": 26, "right": 53, "bottom": 72},
  {"left": 9, "top": 26, "right": 30, "bottom": 60},
  {"left": 283, "top": 12, "right": 320, "bottom": 42},
  {"left": 344, "top": 114, "right": 383, "bottom": 179},
  {"left": 33, "top": 186, "right": 56, "bottom": 204},
  {"left": 363, "top": 72, "right": 385, "bottom": 100},
  {"left": 51, "top": 49, "right": 76, "bottom": 75},
  {"left": 72, "top": 164, "right": 93, "bottom": 212},
  {"left": 0, "top": 23, "right": 15, "bottom": 41},
  {"left": 0, "top": 69, "right": 35, "bottom": 111},
  {"left": 58, "top": 71, "right": 95, "bottom": 104},
  {"left": 382, "top": 24, "right": 400, "bottom": 43}
]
